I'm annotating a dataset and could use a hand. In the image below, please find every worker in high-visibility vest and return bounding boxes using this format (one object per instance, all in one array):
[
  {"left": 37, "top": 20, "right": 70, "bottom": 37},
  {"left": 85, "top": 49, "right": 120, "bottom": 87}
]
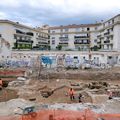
[
  {"left": 0, "top": 78, "right": 3, "bottom": 86},
  {"left": 0, "top": 79, "right": 3, "bottom": 88},
  {"left": 68, "top": 88, "right": 75, "bottom": 100}
]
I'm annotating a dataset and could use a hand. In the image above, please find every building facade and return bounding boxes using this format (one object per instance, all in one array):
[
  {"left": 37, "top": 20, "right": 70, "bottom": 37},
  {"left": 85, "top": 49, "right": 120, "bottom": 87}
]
[
  {"left": 0, "top": 37, "right": 11, "bottom": 61},
  {"left": 49, "top": 24, "right": 100, "bottom": 51},
  {"left": 0, "top": 20, "right": 49, "bottom": 50},
  {"left": 43, "top": 14, "right": 120, "bottom": 52},
  {"left": 97, "top": 14, "right": 120, "bottom": 51},
  {"left": 0, "top": 14, "right": 120, "bottom": 52}
]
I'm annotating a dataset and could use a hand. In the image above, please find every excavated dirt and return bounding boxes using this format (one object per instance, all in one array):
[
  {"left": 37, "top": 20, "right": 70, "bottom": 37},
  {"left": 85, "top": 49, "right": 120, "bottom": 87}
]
[
  {"left": 0, "top": 89, "right": 18, "bottom": 102},
  {"left": 0, "top": 67, "right": 120, "bottom": 106},
  {"left": 43, "top": 67, "right": 120, "bottom": 81}
]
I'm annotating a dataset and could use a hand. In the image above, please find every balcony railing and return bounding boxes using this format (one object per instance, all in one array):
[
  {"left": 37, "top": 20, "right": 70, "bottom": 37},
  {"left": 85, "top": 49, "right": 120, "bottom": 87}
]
[
  {"left": 16, "top": 29, "right": 34, "bottom": 36},
  {"left": 59, "top": 37, "right": 69, "bottom": 41},
  {"left": 38, "top": 36, "right": 48, "bottom": 39},
  {"left": 59, "top": 42, "right": 68, "bottom": 45},
  {"left": 38, "top": 42, "right": 48, "bottom": 44},
  {"left": 74, "top": 36, "right": 89, "bottom": 38},
  {"left": 104, "top": 40, "right": 110, "bottom": 43},
  {"left": 74, "top": 40, "right": 89, "bottom": 44},
  {"left": 97, "top": 41, "right": 101, "bottom": 44},
  {"left": 104, "top": 32, "right": 110, "bottom": 36},
  {"left": 74, "top": 42, "right": 89, "bottom": 44},
  {"left": 17, "top": 39, "right": 33, "bottom": 43},
  {"left": 97, "top": 35, "right": 101, "bottom": 38}
]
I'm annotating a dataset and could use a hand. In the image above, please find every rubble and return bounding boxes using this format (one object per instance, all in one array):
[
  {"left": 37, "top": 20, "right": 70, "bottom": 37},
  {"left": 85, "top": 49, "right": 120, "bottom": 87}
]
[{"left": 0, "top": 98, "right": 120, "bottom": 116}]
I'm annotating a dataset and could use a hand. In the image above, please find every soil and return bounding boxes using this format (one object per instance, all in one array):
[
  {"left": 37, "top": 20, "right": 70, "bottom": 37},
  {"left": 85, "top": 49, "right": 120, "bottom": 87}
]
[
  {"left": 0, "top": 89, "right": 18, "bottom": 102},
  {"left": 0, "top": 67, "right": 120, "bottom": 107}
]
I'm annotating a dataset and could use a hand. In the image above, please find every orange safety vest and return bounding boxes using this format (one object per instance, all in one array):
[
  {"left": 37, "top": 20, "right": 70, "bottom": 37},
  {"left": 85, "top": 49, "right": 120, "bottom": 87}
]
[
  {"left": 0, "top": 80, "right": 3, "bottom": 86},
  {"left": 68, "top": 89, "right": 75, "bottom": 95}
]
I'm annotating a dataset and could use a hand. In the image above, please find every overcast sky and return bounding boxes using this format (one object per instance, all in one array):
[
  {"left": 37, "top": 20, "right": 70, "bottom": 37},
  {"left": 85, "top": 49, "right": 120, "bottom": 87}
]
[{"left": 0, "top": 0, "right": 120, "bottom": 27}]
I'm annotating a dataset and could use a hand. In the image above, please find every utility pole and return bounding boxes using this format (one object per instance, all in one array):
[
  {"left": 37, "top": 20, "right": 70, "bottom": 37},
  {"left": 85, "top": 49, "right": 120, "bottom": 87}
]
[{"left": 88, "top": 31, "right": 92, "bottom": 63}]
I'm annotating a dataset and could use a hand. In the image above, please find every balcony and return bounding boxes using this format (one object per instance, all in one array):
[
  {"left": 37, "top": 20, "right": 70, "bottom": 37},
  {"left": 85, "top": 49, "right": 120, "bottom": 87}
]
[
  {"left": 104, "top": 40, "right": 110, "bottom": 43},
  {"left": 59, "top": 37, "right": 69, "bottom": 41},
  {"left": 26, "top": 32, "right": 34, "bottom": 36},
  {"left": 74, "top": 36, "right": 89, "bottom": 39},
  {"left": 38, "top": 36, "right": 48, "bottom": 39},
  {"left": 38, "top": 42, "right": 48, "bottom": 45},
  {"left": 74, "top": 40, "right": 89, "bottom": 44},
  {"left": 17, "top": 39, "right": 33, "bottom": 43},
  {"left": 97, "top": 35, "right": 101, "bottom": 38},
  {"left": 59, "top": 42, "right": 68, "bottom": 45},
  {"left": 104, "top": 32, "right": 110, "bottom": 36},
  {"left": 16, "top": 29, "right": 34, "bottom": 36},
  {"left": 97, "top": 41, "right": 101, "bottom": 44}
]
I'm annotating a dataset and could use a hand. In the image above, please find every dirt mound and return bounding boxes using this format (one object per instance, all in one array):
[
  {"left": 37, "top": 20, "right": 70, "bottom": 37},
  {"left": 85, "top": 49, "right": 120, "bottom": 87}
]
[
  {"left": 46, "top": 68, "right": 120, "bottom": 81},
  {"left": 0, "top": 89, "right": 18, "bottom": 102}
]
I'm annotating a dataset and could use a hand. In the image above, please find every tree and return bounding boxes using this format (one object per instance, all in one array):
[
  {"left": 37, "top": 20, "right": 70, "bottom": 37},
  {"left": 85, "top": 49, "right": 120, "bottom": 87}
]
[
  {"left": 91, "top": 46, "right": 99, "bottom": 51},
  {"left": 56, "top": 45, "right": 62, "bottom": 50},
  {"left": 48, "top": 46, "right": 51, "bottom": 50}
]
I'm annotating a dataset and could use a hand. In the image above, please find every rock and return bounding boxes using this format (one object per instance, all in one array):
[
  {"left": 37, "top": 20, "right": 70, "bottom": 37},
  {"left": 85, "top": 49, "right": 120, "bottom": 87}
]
[{"left": 17, "top": 77, "right": 26, "bottom": 81}]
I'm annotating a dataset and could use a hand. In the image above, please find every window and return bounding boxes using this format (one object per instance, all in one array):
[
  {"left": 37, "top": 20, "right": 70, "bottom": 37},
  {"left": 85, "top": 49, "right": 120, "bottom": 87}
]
[
  {"left": 60, "top": 29, "right": 63, "bottom": 32},
  {"left": 87, "top": 28, "right": 90, "bottom": 31},
  {"left": 52, "top": 31, "right": 55, "bottom": 33},
  {"left": 64, "top": 34, "right": 68, "bottom": 38},
  {"left": 76, "top": 28, "right": 80, "bottom": 32},
  {"left": 111, "top": 27, "right": 113, "bottom": 31},
  {"left": 112, "top": 19, "right": 114, "bottom": 24},
  {"left": 94, "top": 39, "right": 97, "bottom": 43},
  {"left": 20, "top": 36, "right": 22, "bottom": 40},
  {"left": 0, "top": 34, "right": 2, "bottom": 37},
  {"left": 74, "top": 56, "right": 78, "bottom": 59},
  {"left": 52, "top": 40, "right": 55, "bottom": 45},
  {"left": 95, "top": 27, "right": 97, "bottom": 30},
  {"left": 14, "top": 35, "right": 17, "bottom": 39},
  {"left": 36, "top": 33, "right": 39, "bottom": 35},
  {"left": 65, "top": 28, "right": 69, "bottom": 32},
  {"left": 83, "top": 40, "right": 87, "bottom": 43},
  {"left": 17, "top": 36, "right": 20, "bottom": 39},
  {"left": 82, "top": 28, "right": 84, "bottom": 31},
  {"left": 22, "top": 37, "right": 24, "bottom": 40},
  {"left": 52, "top": 37, "right": 55, "bottom": 39}
]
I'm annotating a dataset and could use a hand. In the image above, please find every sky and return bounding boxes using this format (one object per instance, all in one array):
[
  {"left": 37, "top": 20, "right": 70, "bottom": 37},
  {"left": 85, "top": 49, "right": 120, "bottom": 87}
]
[{"left": 0, "top": 0, "right": 120, "bottom": 27}]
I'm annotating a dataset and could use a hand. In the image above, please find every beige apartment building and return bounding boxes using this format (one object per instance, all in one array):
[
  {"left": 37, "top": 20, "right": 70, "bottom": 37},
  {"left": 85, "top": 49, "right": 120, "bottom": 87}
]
[
  {"left": 49, "top": 24, "right": 100, "bottom": 51},
  {"left": 41, "top": 14, "right": 120, "bottom": 52},
  {"left": 97, "top": 14, "right": 120, "bottom": 51},
  {"left": 0, "top": 20, "right": 49, "bottom": 50},
  {"left": 0, "top": 14, "right": 120, "bottom": 52}
]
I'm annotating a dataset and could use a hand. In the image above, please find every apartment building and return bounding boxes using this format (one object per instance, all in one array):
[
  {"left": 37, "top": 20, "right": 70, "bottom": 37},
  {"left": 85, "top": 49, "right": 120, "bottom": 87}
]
[
  {"left": 0, "top": 20, "right": 49, "bottom": 50},
  {"left": 97, "top": 14, "right": 120, "bottom": 51},
  {"left": 48, "top": 24, "right": 100, "bottom": 51},
  {"left": 42, "top": 14, "right": 120, "bottom": 52},
  {"left": 0, "top": 37, "right": 11, "bottom": 59}
]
